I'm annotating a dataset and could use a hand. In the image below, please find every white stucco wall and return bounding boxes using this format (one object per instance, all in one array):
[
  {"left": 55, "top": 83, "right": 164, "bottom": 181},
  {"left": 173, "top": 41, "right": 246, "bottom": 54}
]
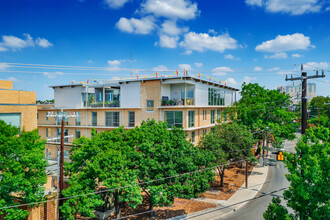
[
  {"left": 120, "top": 82, "right": 141, "bottom": 107},
  {"left": 54, "top": 86, "right": 84, "bottom": 109},
  {"left": 195, "top": 83, "right": 208, "bottom": 106},
  {"left": 224, "top": 90, "right": 233, "bottom": 106},
  {"left": 161, "top": 84, "right": 171, "bottom": 99}
]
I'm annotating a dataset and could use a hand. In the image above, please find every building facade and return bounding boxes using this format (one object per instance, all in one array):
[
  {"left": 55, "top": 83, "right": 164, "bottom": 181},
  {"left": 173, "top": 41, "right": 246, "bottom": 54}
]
[
  {"left": 277, "top": 82, "right": 316, "bottom": 104},
  {"left": 0, "top": 80, "right": 37, "bottom": 131},
  {"left": 37, "top": 75, "right": 238, "bottom": 160}
]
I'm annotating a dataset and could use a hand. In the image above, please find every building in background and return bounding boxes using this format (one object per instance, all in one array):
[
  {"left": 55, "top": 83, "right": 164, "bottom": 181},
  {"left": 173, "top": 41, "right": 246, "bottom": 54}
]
[
  {"left": 277, "top": 82, "right": 316, "bottom": 104},
  {"left": 0, "top": 80, "right": 37, "bottom": 130},
  {"left": 37, "top": 75, "right": 239, "bottom": 160}
]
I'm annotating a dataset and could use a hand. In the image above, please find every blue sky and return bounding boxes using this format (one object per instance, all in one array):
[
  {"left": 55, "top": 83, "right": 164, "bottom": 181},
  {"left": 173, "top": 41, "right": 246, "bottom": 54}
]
[{"left": 0, "top": 0, "right": 330, "bottom": 100}]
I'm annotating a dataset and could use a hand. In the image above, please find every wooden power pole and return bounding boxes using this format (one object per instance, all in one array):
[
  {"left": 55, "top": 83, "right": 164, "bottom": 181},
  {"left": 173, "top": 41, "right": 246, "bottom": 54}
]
[{"left": 285, "top": 65, "right": 325, "bottom": 134}]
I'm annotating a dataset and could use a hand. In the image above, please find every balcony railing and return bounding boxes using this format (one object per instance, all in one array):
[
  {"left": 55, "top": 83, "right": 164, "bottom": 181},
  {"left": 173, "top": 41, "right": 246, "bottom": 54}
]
[
  {"left": 161, "top": 98, "right": 194, "bottom": 106},
  {"left": 90, "top": 100, "right": 120, "bottom": 108}
]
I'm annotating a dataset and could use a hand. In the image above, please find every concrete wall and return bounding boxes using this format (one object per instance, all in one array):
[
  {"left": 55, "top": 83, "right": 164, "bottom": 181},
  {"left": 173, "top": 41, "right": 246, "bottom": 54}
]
[
  {"left": 54, "top": 86, "right": 84, "bottom": 109},
  {"left": 120, "top": 82, "right": 141, "bottom": 107},
  {"left": 161, "top": 84, "right": 171, "bottom": 99}
]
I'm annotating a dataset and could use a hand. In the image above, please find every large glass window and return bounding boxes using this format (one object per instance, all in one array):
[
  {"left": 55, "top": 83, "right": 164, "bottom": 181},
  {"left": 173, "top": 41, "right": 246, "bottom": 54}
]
[
  {"left": 217, "top": 109, "right": 221, "bottom": 122},
  {"left": 202, "top": 110, "right": 207, "bottom": 121},
  {"left": 92, "top": 112, "right": 97, "bottom": 126},
  {"left": 128, "top": 112, "right": 135, "bottom": 127},
  {"left": 191, "top": 131, "right": 195, "bottom": 143},
  {"left": 64, "top": 150, "right": 69, "bottom": 159},
  {"left": 188, "top": 111, "right": 195, "bottom": 127},
  {"left": 0, "top": 113, "right": 21, "bottom": 128},
  {"left": 208, "top": 88, "right": 225, "bottom": 106},
  {"left": 75, "top": 129, "right": 81, "bottom": 138},
  {"left": 75, "top": 112, "right": 81, "bottom": 126},
  {"left": 105, "top": 112, "right": 120, "bottom": 127},
  {"left": 56, "top": 112, "right": 68, "bottom": 125},
  {"left": 82, "top": 93, "right": 94, "bottom": 107},
  {"left": 211, "top": 110, "right": 215, "bottom": 124},
  {"left": 165, "top": 111, "right": 183, "bottom": 128},
  {"left": 147, "top": 100, "right": 154, "bottom": 111}
]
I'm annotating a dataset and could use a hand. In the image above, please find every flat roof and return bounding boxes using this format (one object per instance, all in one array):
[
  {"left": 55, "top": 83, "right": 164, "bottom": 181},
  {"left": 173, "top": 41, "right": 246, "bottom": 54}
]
[{"left": 49, "top": 75, "right": 239, "bottom": 91}]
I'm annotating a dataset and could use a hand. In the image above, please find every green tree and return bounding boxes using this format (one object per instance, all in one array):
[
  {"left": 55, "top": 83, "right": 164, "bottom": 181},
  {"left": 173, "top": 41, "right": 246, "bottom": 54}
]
[
  {"left": 263, "top": 197, "right": 292, "bottom": 220},
  {"left": 61, "top": 128, "right": 142, "bottom": 219},
  {"left": 264, "top": 126, "right": 330, "bottom": 220},
  {"left": 199, "top": 122, "right": 254, "bottom": 187},
  {"left": 129, "top": 120, "right": 215, "bottom": 217},
  {"left": 310, "top": 96, "right": 330, "bottom": 117},
  {"left": 232, "top": 83, "right": 297, "bottom": 149},
  {"left": 0, "top": 120, "right": 47, "bottom": 220}
]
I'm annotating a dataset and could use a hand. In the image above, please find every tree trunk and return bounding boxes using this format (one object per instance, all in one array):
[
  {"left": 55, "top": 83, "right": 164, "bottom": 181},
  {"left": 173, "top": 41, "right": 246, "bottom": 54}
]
[
  {"left": 114, "top": 190, "right": 122, "bottom": 219},
  {"left": 149, "top": 200, "right": 155, "bottom": 219},
  {"left": 217, "top": 166, "right": 225, "bottom": 187}
]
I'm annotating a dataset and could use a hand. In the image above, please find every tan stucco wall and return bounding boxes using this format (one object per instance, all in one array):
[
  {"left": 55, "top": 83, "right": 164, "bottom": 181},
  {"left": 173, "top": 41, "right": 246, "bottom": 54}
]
[
  {"left": 0, "top": 80, "right": 13, "bottom": 90},
  {"left": 0, "top": 90, "right": 36, "bottom": 104},
  {"left": 0, "top": 105, "right": 37, "bottom": 131}
]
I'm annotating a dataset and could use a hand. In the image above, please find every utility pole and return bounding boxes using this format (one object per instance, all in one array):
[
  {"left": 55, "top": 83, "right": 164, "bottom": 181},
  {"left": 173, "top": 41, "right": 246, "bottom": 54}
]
[
  {"left": 285, "top": 65, "right": 325, "bottom": 134},
  {"left": 47, "top": 111, "right": 77, "bottom": 220}
]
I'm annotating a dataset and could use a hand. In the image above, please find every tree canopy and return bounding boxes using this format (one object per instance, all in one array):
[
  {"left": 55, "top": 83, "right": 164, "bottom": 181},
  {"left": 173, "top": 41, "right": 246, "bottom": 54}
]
[
  {"left": 232, "top": 83, "right": 297, "bottom": 148},
  {"left": 264, "top": 126, "right": 330, "bottom": 219},
  {"left": 0, "top": 120, "right": 47, "bottom": 220}
]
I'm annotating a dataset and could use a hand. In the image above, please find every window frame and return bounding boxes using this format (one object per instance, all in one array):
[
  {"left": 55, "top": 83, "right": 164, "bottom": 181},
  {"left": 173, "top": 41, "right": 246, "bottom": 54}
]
[
  {"left": 91, "top": 111, "right": 97, "bottom": 126},
  {"left": 164, "top": 111, "right": 183, "bottom": 128},
  {"left": 188, "top": 111, "right": 195, "bottom": 128},
  {"left": 128, "top": 111, "right": 135, "bottom": 127},
  {"left": 146, "top": 100, "right": 154, "bottom": 112},
  {"left": 75, "top": 129, "right": 81, "bottom": 139},
  {"left": 211, "top": 110, "right": 215, "bottom": 124},
  {"left": 105, "top": 111, "right": 120, "bottom": 127}
]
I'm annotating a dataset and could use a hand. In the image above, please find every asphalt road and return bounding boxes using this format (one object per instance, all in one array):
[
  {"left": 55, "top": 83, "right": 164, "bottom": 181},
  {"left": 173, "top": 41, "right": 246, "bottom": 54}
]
[{"left": 219, "top": 135, "right": 299, "bottom": 220}]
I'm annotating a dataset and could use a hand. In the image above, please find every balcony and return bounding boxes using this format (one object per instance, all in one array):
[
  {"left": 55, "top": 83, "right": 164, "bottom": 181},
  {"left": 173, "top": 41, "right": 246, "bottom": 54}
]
[
  {"left": 90, "top": 100, "right": 120, "bottom": 108},
  {"left": 161, "top": 97, "right": 194, "bottom": 106}
]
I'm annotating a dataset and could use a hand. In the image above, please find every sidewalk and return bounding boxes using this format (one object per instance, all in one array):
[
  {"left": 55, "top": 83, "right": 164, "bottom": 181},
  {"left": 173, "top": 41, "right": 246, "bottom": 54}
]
[{"left": 169, "top": 165, "right": 269, "bottom": 220}]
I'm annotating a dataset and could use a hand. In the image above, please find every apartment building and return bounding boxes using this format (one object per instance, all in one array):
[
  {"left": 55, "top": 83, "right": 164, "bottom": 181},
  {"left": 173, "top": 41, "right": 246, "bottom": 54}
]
[
  {"left": 38, "top": 75, "right": 238, "bottom": 160},
  {"left": 0, "top": 80, "right": 37, "bottom": 130},
  {"left": 277, "top": 82, "right": 316, "bottom": 104}
]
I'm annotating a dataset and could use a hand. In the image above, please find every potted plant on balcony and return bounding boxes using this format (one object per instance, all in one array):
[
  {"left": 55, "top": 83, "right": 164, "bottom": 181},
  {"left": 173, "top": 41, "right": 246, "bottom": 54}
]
[
  {"left": 169, "top": 100, "right": 175, "bottom": 106},
  {"left": 162, "top": 99, "right": 168, "bottom": 106}
]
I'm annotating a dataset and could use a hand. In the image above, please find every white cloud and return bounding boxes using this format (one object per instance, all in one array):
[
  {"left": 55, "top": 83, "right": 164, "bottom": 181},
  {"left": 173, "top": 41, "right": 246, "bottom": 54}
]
[
  {"left": 179, "top": 64, "right": 191, "bottom": 70},
  {"left": 246, "top": 0, "right": 324, "bottom": 15},
  {"left": 160, "top": 20, "right": 187, "bottom": 36},
  {"left": 0, "top": 63, "right": 9, "bottom": 70},
  {"left": 158, "top": 34, "right": 179, "bottom": 48},
  {"left": 303, "top": 62, "right": 329, "bottom": 70},
  {"left": 35, "top": 38, "right": 53, "bottom": 48},
  {"left": 212, "top": 66, "right": 233, "bottom": 76},
  {"left": 194, "top": 62, "right": 203, "bottom": 67},
  {"left": 254, "top": 66, "right": 262, "bottom": 71},
  {"left": 152, "top": 65, "right": 168, "bottom": 71},
  {"left": 184, "top": 50, "right": 192, "bottom": 55},
  {"left": 116, "top": 16, "right": 156, "bottom": 35},
  {"left": 245, "top": 0, "right": 263, "bottom": 7},
  {"left": 141, "top": 0, "right": 200, "bottom": 20},
  {"left": 277, "top": 70, "right": 288, "bottom": 75},
  {"left": 256, "top": 33, "right": 312, "bottom": 53},
  {"left": 107, "top": 60, "right": 121, "bottom": 66},
  {"left": 292, "top": 53, "right": 302, "bottom": 58},
  {"left": 0, "top": 34, "right": 52, "bottom": 51},
  {"left": 88, "top": 59, "right": 93, "bottom": 64},
  {"left": 225, "top": 77, "right": 238, "bottom": 86},
  {"left": 265, "top": 52, "right": 288, "bottom": 59},
  {"left": 243, "top": 76, "right": 257, "bottom": 83},
  {"left": 43, "top": 72, "right": 64, "bottom": 79},
  {"left": 6, "top": 77, "right": 20, "bottom": 82},
  {"left": 104, "top": 0, "right": 129, "bottom": 9},
  {"left": 268, "top": 67, "right": 280, "bottom": 71},
  {"left": 224, "top": 54, "right": 234, "bottom": 60},
  {"left": 326, "top": 6, "right": 330, "bottom": 11},
  {"left": 180, "top": 31, "right": 238, "bottom": 53}
]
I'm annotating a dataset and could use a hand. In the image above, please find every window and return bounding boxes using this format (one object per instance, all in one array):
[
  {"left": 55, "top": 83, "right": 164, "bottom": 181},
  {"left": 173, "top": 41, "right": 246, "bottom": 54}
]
[
  {"left": 75, "top": 129, "right": 81, "bottom": 138},
  {"left": 128, "top": 112, "right": 135, "bottom": 127},
  {"left": 164, "top": 111, "right": 183, "bottom": 128},
  {"left": 64, "top": 150, "right": 69, "bottom": 159},
  {"left": 217, "top": 109, "right": 221, "bottom": 122},
  {"left": 46, "top": 148, "right": 51, "bottom": 159},
  {"left": 0, "top": 113, "right": 21, "bottom": 128},
  {"left": 46, "top": 112, "right": 50, "bottom": 121},
  {"left": 105, "top": 112, "right": 120, "bottom": 127},
  {"left": 211, "top": 110, "right": 215, "bottom": 124},
  {"left": 75, "top": 112, "right": 81, "bottom": 126},
  {"left": 188, "top": 111, "right": 195, "bottom": 127},
  {"left": 56, "top": 112, "right": 68, "bottom": 125},
  {"left": 208, "top": 88, "right": 225, "bottom": 106},
  {"left": 203, "top": 129, "right": 206, "bottom": 135},
  {"left": 92, "top": 112, "right": 97, "bottom": 126},
  {"left": 223, "top": 110, "right": 227, "bottom": 122},
  {"left": 147, "top": 100, "right": 154, "bottom": 111},
  {"left": 46, "top": 128, "right": 49, "bottom": 137},
  {"left": 57, "top": 128, "right": 69, "bottom": 143},
  {"left": 191, "top": 131, "right": 195, "bottom": 143},
  {"left": 202, "top": 110, "right": 207, "bottom": 121}
]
